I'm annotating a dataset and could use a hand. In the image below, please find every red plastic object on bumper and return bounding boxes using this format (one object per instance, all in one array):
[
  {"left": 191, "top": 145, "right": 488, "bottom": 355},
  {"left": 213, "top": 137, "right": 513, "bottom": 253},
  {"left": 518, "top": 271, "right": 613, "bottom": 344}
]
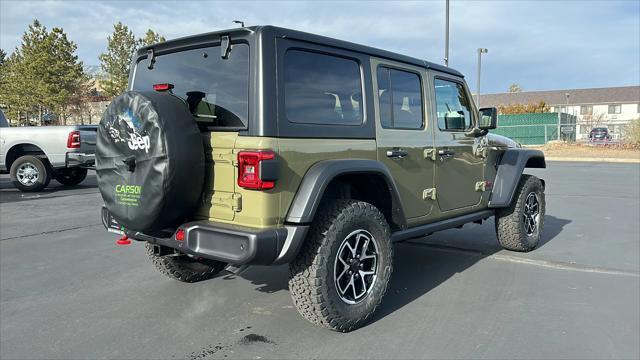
[{"left": 116, "top": 234, "right": 131, "bottom": 245}]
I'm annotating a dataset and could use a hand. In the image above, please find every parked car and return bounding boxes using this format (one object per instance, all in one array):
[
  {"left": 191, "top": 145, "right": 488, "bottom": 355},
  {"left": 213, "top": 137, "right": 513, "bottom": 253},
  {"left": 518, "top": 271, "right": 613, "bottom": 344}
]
[
  {"left": 97, "top": 26, "right": 546, "bottom": 332},
  {"left": 589, "top": 127, "right": 611, "bottom": 141},
  {"left": 0, "top": 109, "right": 97, "bottom": 191}
]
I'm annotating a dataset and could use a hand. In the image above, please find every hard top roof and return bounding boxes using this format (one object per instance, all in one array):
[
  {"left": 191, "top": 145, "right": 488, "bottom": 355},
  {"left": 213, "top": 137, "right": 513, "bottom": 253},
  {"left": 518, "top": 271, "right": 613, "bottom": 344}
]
[{"left": 138, "top": 25, "right": 463, "bottom": 78}]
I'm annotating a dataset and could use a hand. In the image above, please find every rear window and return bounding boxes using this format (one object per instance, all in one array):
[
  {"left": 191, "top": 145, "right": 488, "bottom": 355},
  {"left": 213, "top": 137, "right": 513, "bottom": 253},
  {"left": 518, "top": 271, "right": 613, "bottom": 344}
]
[
  {"left": 132, "top": 43, "right": 249, "bottom": 129},
  {"left": 284, "top": 50, "right": 363, "bottom": 126}
]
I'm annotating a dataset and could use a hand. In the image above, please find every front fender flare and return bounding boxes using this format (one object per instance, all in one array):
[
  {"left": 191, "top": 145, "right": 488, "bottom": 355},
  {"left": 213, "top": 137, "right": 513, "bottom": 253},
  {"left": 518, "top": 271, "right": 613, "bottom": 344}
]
[
  {"left": 489, "top": 149, "right": 546, "bottom": 208},
  {"left": 285, "top": 159, "right": 407, "bottom": 228}
]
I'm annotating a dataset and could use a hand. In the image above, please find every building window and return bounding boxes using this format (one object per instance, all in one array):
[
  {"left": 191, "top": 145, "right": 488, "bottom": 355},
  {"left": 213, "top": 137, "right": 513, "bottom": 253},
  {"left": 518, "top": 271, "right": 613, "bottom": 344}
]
[
  {"left": 580, "top": 105, "right": 593, "bottom": 115},
  {"left": 608, "top": 104, "right": 621, "bottom": 114}
]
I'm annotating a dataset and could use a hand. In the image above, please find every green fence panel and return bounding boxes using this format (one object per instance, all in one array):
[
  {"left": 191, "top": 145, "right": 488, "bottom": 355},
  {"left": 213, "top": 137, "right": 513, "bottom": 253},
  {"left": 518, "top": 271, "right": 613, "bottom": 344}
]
[{"left": 493, "top": 112, "right": 576, "bottom": 145}]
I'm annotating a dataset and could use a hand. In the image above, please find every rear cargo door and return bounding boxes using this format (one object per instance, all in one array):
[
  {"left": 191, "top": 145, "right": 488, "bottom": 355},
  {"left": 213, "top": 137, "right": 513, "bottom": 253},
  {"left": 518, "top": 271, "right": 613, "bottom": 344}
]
[
  {"left": 197, "top": 132, "right": 240, "bottom": 221},
  {"left": 130, "top": 40, "right": 251, "bottom": 222}
]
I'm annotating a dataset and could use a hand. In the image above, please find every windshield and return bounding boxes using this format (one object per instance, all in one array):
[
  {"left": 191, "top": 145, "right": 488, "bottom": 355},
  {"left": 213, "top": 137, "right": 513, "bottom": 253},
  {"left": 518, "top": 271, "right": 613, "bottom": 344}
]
[{"left": 132, "top": 43, "right": 249, "bottom": 129}]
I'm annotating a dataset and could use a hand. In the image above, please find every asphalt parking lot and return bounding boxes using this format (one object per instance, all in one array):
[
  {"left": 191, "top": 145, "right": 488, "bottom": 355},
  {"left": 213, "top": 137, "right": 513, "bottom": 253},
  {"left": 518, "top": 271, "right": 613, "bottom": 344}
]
[{"left": 1, "top": 162, "right": 639, "bottom": 359}]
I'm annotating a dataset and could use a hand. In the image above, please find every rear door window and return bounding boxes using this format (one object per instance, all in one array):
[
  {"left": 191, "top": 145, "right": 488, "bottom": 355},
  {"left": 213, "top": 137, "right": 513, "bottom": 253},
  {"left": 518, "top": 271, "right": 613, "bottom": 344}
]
[
  {"left": 132, "top": 43, "right": 249, "bottom": 129},
  {"left": 376, "top": 67, "right": 424, "bottom": 129},
  {"left": 284, "top": 50, "right": 363, "bottom": 126}
]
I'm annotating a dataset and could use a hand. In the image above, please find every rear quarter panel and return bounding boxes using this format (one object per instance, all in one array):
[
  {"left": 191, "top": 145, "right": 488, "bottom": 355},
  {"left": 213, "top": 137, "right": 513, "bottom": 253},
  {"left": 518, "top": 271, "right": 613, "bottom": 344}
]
[{"left": 196, "top": 135, "right": 376, "bottom": 229}]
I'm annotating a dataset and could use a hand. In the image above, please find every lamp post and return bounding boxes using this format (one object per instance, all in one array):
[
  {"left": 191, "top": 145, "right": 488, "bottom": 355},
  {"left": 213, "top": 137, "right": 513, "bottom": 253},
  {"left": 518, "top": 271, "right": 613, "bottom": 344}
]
[
  {"left": 476, "top": 48, "right": 488, "bottom": 107},
  {"left": 444, "top": 0, "right": 450, "bottom": 66}
]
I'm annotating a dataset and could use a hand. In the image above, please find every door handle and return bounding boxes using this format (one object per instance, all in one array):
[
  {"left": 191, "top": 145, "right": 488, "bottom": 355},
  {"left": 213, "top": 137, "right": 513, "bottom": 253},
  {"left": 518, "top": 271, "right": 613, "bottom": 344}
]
[
  {"left": 438, "top": 149, "right": 455, "bottom": 161},
  {"left": 386, "top": 149, "right": 408, "bottom": 159}
]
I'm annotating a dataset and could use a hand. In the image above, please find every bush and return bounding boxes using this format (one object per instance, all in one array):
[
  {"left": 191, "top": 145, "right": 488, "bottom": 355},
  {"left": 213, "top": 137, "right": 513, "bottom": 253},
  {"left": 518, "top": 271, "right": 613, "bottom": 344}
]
[{"left": 624, "top": 118, "right": 640, "bottom": 148}]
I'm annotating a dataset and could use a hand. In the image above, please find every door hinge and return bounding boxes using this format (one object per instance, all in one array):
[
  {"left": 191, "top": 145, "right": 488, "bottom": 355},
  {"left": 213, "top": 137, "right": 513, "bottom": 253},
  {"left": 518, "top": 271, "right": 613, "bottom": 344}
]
[
  {"left": 424, "top": 148, "right": 437, "bottom": 161},
  {"left": 232, "top": 193, "right": 242, "bottom": 212},
  {"left": 212, "top": 151, "right": 238, "bottom": 166},
  {"left": 475, "top": 181, "right": 493, "bottom": 192},
  {"left": 423, "top": 188, "right": 436, "bottom": 200}
]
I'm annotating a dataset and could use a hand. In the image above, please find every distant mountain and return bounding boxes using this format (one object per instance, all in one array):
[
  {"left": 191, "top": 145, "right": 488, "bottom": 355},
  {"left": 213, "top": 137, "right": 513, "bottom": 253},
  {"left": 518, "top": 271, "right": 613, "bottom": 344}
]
[{"left": 84, "top": 65, "right": 107, "bottom": 79}]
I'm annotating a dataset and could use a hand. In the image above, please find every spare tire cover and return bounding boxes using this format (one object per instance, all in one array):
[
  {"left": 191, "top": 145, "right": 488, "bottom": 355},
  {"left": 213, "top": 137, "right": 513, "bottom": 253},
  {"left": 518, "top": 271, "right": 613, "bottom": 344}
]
[{"left": 97, "top": 91, "right": 204, "bottom": 232}]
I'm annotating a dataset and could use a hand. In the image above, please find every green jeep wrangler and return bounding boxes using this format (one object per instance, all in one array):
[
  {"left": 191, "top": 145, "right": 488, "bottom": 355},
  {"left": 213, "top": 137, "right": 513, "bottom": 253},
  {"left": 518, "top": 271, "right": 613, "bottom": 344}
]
[{"left": 97, "top": 26, "right": 546, "bottom": 332}]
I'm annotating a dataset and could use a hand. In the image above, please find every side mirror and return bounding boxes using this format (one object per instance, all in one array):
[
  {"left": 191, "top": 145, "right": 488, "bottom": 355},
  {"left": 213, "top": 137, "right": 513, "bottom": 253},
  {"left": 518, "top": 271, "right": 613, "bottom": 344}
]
[{"left": 478, "top": 107, "right": 498, "bottom": 130}]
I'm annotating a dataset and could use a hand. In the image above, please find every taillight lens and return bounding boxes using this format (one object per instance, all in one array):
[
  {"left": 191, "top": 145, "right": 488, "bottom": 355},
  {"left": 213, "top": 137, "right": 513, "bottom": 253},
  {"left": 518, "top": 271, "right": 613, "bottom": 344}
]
[
  {"left": 153, "top": 83, "right": 174, "bottom": 91},
  {"left": 237, "top": 150, "right": 275, "bottom": 190},
  {"left": 175, "top": 229, "right": 185, "bottom": 241},
  {"left": 67, "top": 131, "right": 81, "bottom": 148}
]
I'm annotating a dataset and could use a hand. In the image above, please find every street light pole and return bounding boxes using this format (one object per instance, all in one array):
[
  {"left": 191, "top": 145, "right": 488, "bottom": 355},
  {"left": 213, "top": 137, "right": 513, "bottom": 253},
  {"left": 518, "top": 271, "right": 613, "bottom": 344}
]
[
  {"left": 476, "top": 48, "right": 488, "bottom": 107},
  {"left": 444, "top": 0, "right": 450, "bottom": 66}
]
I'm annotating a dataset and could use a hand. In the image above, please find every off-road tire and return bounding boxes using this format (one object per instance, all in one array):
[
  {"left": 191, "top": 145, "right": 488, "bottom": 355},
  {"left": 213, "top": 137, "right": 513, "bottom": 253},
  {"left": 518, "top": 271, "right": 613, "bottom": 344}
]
[
  {"left": 144, "top": 243, "right": 227, "bottom": 283},
  {"left": 9, "top": 155, "right": 52, "bottom": 192},
  {"left": 288, "top": 199, "right": 393, "bottom": 332},
  {"left": 495, "top": 174, "right": 545, "bottom": 252},
  {"left": 55, "top": 167, "right": 88, "bottom": 186}
]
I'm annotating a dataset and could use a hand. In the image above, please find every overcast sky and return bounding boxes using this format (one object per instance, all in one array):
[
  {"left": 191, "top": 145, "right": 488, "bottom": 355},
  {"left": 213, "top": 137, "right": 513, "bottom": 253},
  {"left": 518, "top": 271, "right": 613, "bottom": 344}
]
[{"left": 1, "top": 0, "right": 639, "bottom": 94}]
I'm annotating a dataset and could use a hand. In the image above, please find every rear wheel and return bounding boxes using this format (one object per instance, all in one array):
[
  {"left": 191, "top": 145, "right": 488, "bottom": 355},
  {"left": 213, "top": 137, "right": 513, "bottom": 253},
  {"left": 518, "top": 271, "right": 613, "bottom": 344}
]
[
  {"left": 9, "top": 155, "right": 51, "bottom": 192},
  {"left": 55, "top": 167, "right": 88, "bottom": 186},
  {"left": 288, "top": 199, "right": 393, "bottom": 332},
  {"left": 144, "top": 243, "right": 227, "bottom": 283},
  {"left": 495, "top": 174, "right": 545, "bottom": 252}
]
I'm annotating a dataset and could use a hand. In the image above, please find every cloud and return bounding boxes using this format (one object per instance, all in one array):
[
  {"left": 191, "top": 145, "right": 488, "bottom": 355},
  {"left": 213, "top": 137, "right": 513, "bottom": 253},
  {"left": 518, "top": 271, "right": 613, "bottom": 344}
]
[{"left": 1, "top": 0, "right": 638, "bottom": 93}]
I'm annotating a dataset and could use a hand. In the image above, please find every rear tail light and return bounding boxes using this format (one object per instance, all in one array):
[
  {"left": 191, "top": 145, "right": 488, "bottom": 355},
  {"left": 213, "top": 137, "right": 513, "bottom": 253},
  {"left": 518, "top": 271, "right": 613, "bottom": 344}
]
[
  {"left": 175, "top": 229, "right": 185, "bottom": 241},
  {"left": 237, "top": 150, "right": 276, "bottom": 190},
  {"left": 67, "top": 131, "right": 81, "bottom": 148},
  {"left": 153, "top": 83, "right": 174, "bottom": 92}
]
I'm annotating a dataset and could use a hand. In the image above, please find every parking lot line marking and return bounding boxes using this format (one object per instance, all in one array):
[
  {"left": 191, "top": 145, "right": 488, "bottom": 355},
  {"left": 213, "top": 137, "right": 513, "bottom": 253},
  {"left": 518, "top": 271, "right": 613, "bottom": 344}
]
[
  {"left": 0, "top": 223, "right": 102, "bottom": 241},
  {"left": 490, "top": 254, "right": 640, "bottom": 277},
  {"left": 404, "top": 242, "right": 640, "bottom": 278}
]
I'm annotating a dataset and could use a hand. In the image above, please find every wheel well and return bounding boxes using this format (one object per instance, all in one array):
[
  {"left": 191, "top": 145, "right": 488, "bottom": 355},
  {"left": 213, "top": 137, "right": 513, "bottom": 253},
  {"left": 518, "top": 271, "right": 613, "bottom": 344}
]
[
  {"left": 6, "top": 144, "right": 47, "bottom": 170},
  {"left": 525, "top": 156, "right": 546, "bottom": 168},
  {"left": 320, "top": 173, "right": 401, "bottom": 231}
]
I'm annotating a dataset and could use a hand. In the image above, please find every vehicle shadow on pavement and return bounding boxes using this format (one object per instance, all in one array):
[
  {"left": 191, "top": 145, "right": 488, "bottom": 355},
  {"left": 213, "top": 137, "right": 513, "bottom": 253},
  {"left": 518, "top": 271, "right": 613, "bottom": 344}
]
[
  {"left": 233, "top": 214, "right": 570, "bottom": 324},
  {"left": 0, "top": 174, "right": 98, "bottom": 203},
  {"left": 374, "top": 214, "right": 570, "bottom": 322}
]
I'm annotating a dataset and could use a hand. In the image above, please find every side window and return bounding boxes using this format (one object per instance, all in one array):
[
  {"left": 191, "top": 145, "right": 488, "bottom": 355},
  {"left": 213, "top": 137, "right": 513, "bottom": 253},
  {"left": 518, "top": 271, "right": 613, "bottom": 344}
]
[
  {"left": 376, "top": 66, "right": 424, "bottom": 129},
  {"left": 284, "top": 50, "right": 363, "bottom": 125},
  {"left": 434, "top": 78, "right": 473, "bottom": 131}
]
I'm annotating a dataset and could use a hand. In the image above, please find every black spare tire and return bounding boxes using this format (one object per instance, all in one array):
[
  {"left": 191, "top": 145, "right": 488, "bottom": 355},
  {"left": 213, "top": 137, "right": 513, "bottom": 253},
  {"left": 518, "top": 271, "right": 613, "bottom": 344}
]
[{"left": 96, "top": 91, "right": 204, "bottom": 232}]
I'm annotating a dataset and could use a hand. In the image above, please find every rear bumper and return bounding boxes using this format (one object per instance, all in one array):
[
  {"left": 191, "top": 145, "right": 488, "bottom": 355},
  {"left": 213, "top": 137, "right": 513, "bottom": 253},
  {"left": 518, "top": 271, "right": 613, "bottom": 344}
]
[
  {"left": 101, "top": 207, "right": 308, "bottom": 265},
  {"left": 66, "top": 152, "right": 95, "bottom": 168}
]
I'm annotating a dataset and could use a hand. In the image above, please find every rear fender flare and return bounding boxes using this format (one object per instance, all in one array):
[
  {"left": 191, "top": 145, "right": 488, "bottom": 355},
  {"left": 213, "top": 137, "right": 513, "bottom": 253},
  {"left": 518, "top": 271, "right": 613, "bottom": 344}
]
[
  {"left": 285, "top": 159, "right": 407, "bottom": 229},
  {"left": 489, "top": 149, "right": 546, "bottom": 208}
]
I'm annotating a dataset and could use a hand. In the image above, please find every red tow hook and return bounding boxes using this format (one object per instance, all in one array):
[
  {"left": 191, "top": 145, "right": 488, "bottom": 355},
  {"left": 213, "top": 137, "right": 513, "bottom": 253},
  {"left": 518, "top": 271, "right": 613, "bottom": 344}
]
[{"left": 116, "top": 234, "right": 131, "bottom": 245}]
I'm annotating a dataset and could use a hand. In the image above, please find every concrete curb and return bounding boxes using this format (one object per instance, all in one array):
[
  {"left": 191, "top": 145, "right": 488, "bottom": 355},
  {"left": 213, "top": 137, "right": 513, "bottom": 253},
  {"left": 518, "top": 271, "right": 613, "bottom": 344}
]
[{"left": 546, "top": 157, "right": 640, "bottom": 163}]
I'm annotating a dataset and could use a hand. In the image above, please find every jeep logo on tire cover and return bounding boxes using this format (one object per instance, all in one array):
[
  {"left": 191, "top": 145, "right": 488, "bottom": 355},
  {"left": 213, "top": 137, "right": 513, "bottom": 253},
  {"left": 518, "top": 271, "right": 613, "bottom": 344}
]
[{"left": 105, "top": 110, "right": 150, "bottom": 153}]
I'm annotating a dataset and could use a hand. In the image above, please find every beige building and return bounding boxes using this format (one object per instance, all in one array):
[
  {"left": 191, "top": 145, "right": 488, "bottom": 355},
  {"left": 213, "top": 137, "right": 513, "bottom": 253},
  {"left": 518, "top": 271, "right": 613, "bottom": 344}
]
[{"left": 479, "top": 86, "right": 640, "bottom": 140}]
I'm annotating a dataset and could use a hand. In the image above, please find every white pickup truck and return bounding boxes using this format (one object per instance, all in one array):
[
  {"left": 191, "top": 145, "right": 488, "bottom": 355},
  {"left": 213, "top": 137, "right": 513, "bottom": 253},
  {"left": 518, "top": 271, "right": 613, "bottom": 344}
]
[{"left": 0, "top": 110, "right": 97, "bottom": 192}]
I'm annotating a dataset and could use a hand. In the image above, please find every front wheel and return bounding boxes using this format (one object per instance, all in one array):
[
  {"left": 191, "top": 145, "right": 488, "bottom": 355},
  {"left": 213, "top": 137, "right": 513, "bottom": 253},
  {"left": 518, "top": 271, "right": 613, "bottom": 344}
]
[
  {"left": 495, "top": 174, "right": 545, "bottom": 252},
  {"left": 55, "top": 167, "right": 88, "bottom": 186},
  {"left": 288, "top": 199, "right": 393, "bottom": 332}
]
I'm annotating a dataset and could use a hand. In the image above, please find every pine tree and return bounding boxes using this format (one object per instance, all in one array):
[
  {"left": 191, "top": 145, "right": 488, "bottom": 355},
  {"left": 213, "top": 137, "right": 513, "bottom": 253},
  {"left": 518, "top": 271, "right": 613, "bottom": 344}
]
[
  {"left": 139, "top": 29, "right": 166, "bottom": 47},
  {"left": 99, "top": 22, "right": 137, "bottom": 97},
  {"left": 0, "top": 20, "right": 84, "bottom": 125},
  {"left": 0, "top": 49, "right": 6, "bottom": 68}
]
